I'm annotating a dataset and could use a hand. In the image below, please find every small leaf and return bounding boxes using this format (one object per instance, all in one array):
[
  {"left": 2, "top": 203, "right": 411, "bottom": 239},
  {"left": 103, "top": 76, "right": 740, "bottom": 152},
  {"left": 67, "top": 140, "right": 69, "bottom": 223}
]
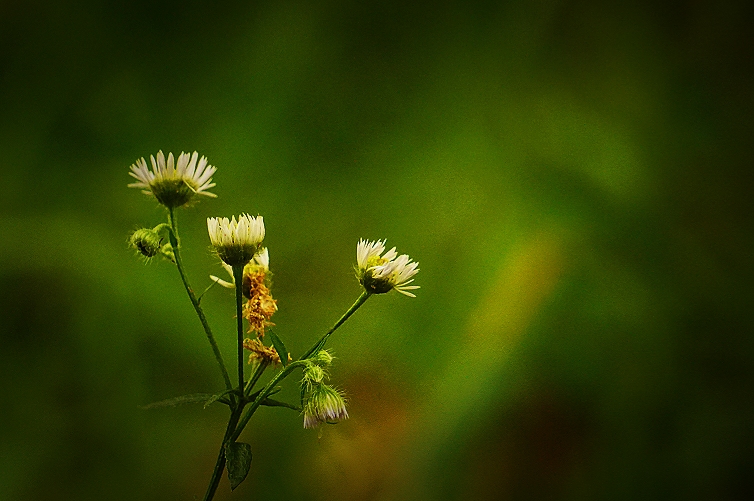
[
  {"left": 267, "top": 329, "right": 288, "bottom": 367},
  {"left": 261, "top": 397, "right": 301, "bottom": 411},
  {"left": 225, "top": 442, "right": 252, "bottom": 490},
  {"left": 138, "top": 393, "right": 215, "bottom": 410},
  {"left": 203, "top": 394, "right": 221, "bottom": 409},
  {"left": 203, "top": 388, "right": 236, "bottom": 408}
]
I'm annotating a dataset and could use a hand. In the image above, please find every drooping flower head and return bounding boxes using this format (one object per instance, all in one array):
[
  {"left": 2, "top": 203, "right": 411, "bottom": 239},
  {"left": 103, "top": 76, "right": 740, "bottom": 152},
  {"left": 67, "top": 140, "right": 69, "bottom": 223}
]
[
  {"left": 129, "top": 228, "right": 162, "bottom": 259},
  {"left": 356, "top": 239, "right": 420, "bottom": 297},
  {"left": 129, "top": 227, "right": 174, "bottom": 263},
  {"left": 207, "top": 214, "right": 265, "bottom": 267},
  {"left": 302, "top": 384, "right": 349, "bottom": 429},
  {"left": 128, "top": 151, "right": 216, "bottom": 208}
]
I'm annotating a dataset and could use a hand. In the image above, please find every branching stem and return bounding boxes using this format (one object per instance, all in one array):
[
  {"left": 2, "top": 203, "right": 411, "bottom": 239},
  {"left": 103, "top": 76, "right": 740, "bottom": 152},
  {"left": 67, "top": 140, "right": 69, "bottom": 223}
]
[{"left": 229, "top": 291, "right": 371, "bottom": 443}]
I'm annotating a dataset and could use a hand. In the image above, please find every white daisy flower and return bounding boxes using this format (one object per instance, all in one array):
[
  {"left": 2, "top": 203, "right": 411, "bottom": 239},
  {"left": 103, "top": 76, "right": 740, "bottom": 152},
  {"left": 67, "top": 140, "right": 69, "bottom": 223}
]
[
  {"left": 207, "top": 214, "right": 265, "bottom": 267},
  {"left": 356, "top": 239, "right": 420, "bottom": 297},
  {"left": 128, "top": 150, "right": 216, "bottom": 208}
]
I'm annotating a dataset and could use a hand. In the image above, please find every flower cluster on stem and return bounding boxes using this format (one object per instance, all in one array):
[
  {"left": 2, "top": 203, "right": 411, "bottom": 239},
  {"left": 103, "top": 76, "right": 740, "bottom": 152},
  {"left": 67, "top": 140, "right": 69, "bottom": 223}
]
[
  {"left": 126, "top": 152, "right": 420, "bottom": 499},
  {"left": 300, "top": 354, "right": 348, "bottom": 428}
]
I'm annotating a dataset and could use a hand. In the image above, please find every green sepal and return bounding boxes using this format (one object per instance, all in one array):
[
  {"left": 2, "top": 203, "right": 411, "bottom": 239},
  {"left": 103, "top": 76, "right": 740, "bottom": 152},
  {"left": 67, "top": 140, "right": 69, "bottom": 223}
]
[
  {"left": 267, "top": 329, "right": 288, "bottom": 367},
  {"left": 225, "top": 442, "right": 252, "bottom": 490}
]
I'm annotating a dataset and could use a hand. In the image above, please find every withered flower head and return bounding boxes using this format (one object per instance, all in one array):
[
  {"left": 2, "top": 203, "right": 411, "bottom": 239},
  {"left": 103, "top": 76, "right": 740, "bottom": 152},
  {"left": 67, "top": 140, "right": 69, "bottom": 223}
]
[
  {"left": 243, "top": 338, "right": 289, "bottom": 366},
  {"left": 210, "top": 248, "right": 277, "bottom": 336}
]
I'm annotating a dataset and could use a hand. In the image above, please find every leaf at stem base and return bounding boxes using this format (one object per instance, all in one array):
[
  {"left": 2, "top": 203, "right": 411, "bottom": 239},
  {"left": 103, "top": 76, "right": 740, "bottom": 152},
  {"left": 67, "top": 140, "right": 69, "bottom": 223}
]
[{"left": 225, "top": 441, "right": 252, "bottom": 490}]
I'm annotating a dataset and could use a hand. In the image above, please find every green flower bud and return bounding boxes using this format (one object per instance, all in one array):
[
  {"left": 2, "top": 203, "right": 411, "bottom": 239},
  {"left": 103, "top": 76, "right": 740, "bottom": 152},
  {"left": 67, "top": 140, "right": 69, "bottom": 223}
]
[
  {"left": 302, "top": 384, "right": 348, "bottom": 429},
  {"left": 303, "top": 364, "right": 326, "bottom": 385},
  {"left": 312, "top": 350, "right": 334, "bottom": 368},
  {"left": 130, "top": 228, "right": 162, "bottom": 258},
  {"left": 160, "top": 243, "right": 175, "bottom": 263}
]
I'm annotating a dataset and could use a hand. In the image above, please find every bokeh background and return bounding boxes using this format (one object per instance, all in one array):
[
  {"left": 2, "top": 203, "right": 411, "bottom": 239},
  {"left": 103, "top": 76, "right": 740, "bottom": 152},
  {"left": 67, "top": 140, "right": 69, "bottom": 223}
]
[{"left": 2, "top": 0, "right": 753, "bottom": 499}]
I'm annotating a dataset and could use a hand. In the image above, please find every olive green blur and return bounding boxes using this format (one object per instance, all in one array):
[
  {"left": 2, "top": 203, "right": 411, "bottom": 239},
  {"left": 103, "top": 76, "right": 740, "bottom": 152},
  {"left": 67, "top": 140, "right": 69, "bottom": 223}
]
[{"left": 1, "top": 1, "right": 753, "bottom": 499}]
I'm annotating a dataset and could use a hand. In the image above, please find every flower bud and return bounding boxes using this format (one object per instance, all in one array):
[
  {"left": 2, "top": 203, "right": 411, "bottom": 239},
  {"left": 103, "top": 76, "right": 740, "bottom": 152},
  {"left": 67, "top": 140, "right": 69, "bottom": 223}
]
[
  {"left": 129, "top": 228, "right": 162, "bottom": 258},
  {"left": 303, "top": 364, "right": 326, "bottom": 385},
  {"left": 302, "top": 384, "right": 348, "bottom": 429},
  {"left": 160, "top": 243, "right": 175, "bottom": 262},
  {"left": 311, "top": 349, "right": 334, "bottom": 368}
]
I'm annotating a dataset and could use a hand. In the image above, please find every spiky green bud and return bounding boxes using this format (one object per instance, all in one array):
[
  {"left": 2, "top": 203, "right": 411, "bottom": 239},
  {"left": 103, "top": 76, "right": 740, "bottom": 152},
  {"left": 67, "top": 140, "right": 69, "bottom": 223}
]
[{"left": 130, "top": 228, "right": 162, "bottom": 259}]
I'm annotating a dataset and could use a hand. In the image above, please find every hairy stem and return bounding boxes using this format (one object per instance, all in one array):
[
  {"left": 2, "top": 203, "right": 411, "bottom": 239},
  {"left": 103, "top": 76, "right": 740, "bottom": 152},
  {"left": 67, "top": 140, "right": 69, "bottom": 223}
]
[{"left": 167, "top": 207, "right": 233, "bottom": 390}]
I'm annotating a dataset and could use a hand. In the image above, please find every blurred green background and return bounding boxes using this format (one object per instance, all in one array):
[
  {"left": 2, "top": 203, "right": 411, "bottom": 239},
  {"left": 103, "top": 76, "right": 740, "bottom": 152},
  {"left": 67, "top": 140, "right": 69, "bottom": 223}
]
[{"left": 2, "top": 0, "right": 753, "bottom": 499}]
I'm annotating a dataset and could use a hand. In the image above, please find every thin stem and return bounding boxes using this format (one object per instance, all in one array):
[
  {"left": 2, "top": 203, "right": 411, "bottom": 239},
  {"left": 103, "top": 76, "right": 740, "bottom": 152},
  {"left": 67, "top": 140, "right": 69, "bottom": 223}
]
[
  {"left": 197, "top": 280, "right": 219, "bottom": 303},
  {"left": 244, "top": 360, "right": 269, "bottom": 396},
  {"left": 202, "top": 404, "right": 244, "bottom": 501},
  {"left": 152, "top": 222, "right": 171, "bottom": 233},
  {"left": 233, "top": 264, "right": 245, "bottom": 392},
  {"left": 259, "top": 398, "right": 301, "bottom": 411},
  {"left": 300, "top": 290, "right": 371, "bottom": 359},
  {"left": 230, "top": 361, "right": 307, "bottom": 443},
  {"left": 167, "top": 207, "right": 233, "bottom": 390}
]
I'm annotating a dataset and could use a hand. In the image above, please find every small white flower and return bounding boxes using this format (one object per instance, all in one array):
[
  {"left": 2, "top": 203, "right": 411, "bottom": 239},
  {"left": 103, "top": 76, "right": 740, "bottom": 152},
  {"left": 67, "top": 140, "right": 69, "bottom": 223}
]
[
  {"left": 128, "top": 150, "right": 217, "bottom": 208},
  {"left": 207, "top": 214, "right": 265, "bottom": 266},
  {"left": 356, "top": 239, "right": 420, "bottom": 297}
]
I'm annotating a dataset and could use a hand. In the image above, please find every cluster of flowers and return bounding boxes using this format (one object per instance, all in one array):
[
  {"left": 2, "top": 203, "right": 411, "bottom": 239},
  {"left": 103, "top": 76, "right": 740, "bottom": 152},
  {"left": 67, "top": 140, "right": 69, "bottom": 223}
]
[{"left": 128, "top": 150, "right": 419, "bottom": 428}]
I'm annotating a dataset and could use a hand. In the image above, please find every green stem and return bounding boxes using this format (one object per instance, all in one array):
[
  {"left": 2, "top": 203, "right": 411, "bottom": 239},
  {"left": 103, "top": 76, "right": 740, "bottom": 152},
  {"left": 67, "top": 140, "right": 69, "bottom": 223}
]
[
  {"left": 230, "top": 361, "right": 307, "bottom": 443},
  {"left": 233, "top": 264, "right": 245, "bottom": 392},
  {"left": 301, "top": 291, "right": 371, "bottom": 359},
  {"left": 167, "top": 207, "right": 233, "bottom": 391},
  {"left": 244, "top": 360, "right": 269, "bottom": 396},
  {"left": 202, "top": 404, "right": 244, "bottom": 501}
]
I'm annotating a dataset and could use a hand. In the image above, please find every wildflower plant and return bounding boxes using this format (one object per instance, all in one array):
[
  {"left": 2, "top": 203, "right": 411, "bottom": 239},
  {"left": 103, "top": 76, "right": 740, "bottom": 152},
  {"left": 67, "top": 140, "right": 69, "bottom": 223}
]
[{"left": 127, "top": 151, "right": 418, "bottom": 499}]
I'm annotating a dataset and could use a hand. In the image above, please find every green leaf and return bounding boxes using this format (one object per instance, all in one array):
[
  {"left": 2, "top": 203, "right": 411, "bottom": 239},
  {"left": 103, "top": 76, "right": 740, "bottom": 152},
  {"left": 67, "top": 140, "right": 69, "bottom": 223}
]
[
  {"left": 203, "top": 393, "right": 222, "bottom": 409},
  {"left": 203, "top": 388, "right": 236, "bottom": 408},
  {"left": 267, "top": 329, "right": 288, "bottom": 367},
  {"left": 225, "top": 442, "right": 252, "bottom": 490},
  {"left": 138, "top": 393, "right": 216, "bottom": 410},
  {"left": 261, "top": 397, "right": 302, "bottom": 411}
]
